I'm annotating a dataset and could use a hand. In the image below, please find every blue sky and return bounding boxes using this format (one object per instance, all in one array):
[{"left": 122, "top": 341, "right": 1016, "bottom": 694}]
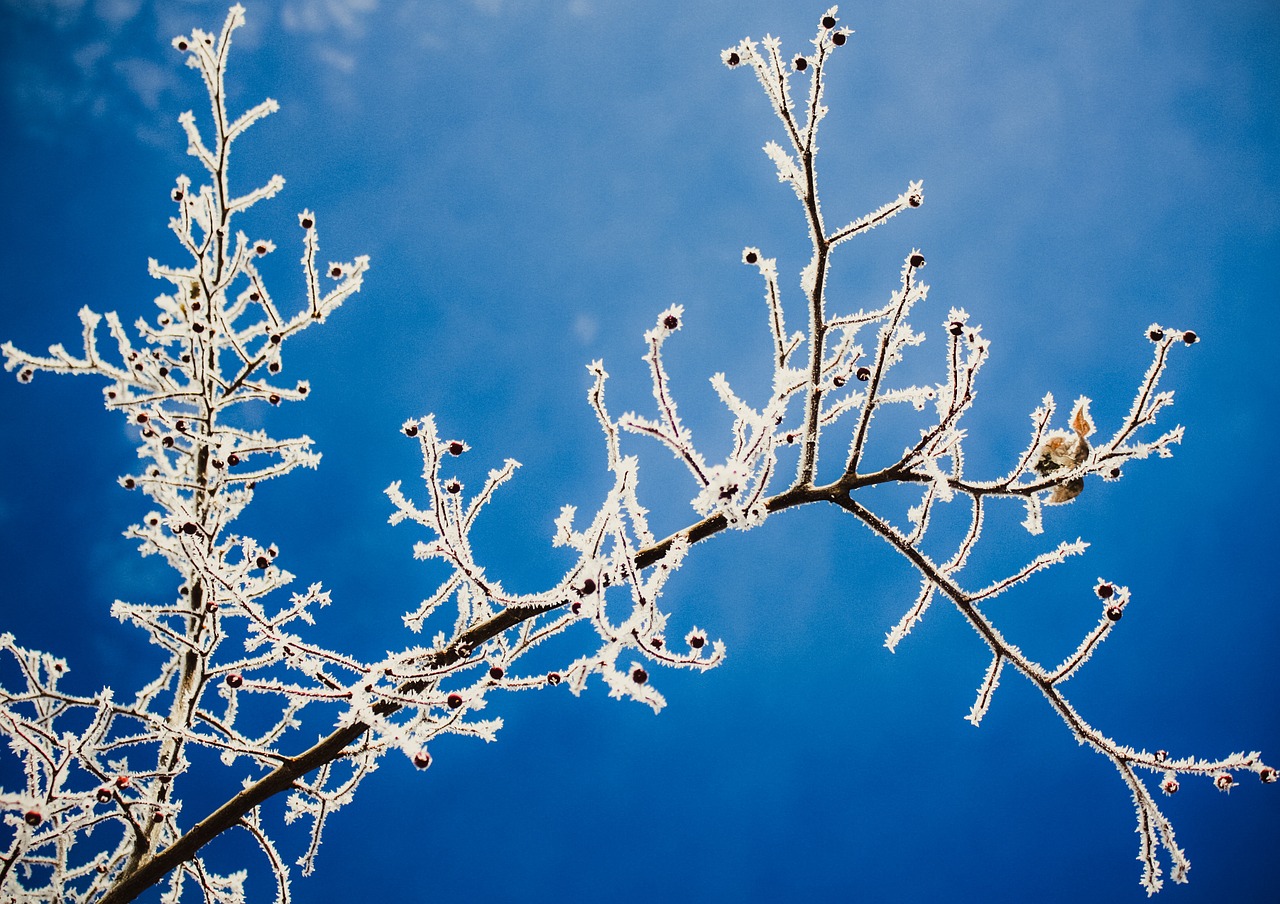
[{"left": 1, "top": 0, "right": 1278, "bottom": 901}]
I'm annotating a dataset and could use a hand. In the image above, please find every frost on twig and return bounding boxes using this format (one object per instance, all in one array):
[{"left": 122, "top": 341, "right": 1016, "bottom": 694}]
[{"left": 0, "top": 4, "right": 1268, "bottom": 902}]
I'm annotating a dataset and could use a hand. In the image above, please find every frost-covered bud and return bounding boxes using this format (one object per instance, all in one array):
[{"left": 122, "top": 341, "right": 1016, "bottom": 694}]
[
  {"left": 1161, "top": 777, "right": 1179, "bottom": 795},
  {"left": 24, "top": 809, "right": 42, "bottom": 827},
  {"left": 632, "top": 667, "right": 648, "bottom": 684},
  {"left": 856, "top": 366, "right": 871, "bottom": 382},
  {"left": 446, "top": 693, "right": 463, "bottom": 709},
  {"left": 412, "top": 750, "right": 432, "bottom": 769},
  {"left": 1182, "top": 330, "right": 1198, "bottom": 345},
  {"left": 546, "top": 672, "right": 562, "bottom": 685},
  {"left": 1154, "top": 749, "right": 1168, "bottom": 763},
  {"left": 489, "top": 666, "right": 504, "bottom": 680},
  {"left": 793, "top": 56, "right": 808, "bottom": 71},
  {"left": 225, "top": 673, "right": 243, "bottom": 688},
  {"left": 1260, "top": 767, "right": 1277, "bottom": 784},
  {"left": 1215, "top": 773, "right": 1234, "bottom": 792}
]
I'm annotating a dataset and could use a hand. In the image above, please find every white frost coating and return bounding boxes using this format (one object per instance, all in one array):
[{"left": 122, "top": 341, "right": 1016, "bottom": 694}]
[{"left": 0, "top": 4, "right": 1263, "bottom": 902}]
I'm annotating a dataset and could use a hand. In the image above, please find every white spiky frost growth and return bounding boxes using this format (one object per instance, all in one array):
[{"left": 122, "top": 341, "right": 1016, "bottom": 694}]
[{"left": 0, "top": 5, "right": 1270, "bottom": 902}]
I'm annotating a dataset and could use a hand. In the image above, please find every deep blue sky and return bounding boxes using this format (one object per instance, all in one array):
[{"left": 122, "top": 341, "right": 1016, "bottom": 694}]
[{"left": 1, "top": 1, "right": 1278, "bottom": 901}]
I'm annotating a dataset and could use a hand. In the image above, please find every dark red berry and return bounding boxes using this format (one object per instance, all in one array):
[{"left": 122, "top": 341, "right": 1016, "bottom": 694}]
[
  {"left": 949, "top": 321, "right": 964, "bottom": 336},
  {"left": 908, "top": 194, "right": 922, "bottom": 208},
  {"left": 182, "top": 522, "right": 199, "bottom": 535},
  {"left": 446, "top": 693, "right": 463, "bottom": 709},
  {"left": 726, "top": 52, "right": 741, "bottom": 66},
  {"left": 580, "top": 578, "right": 596, "bottom": 595},
  {"left": 744, "top": 250, "right": 758, "bottom": 264},
  {"left": 856, "top": 366, "right": 871, "bottom": 381},
  {"left": 1154, "top": 749, "right": 1168, "bottom": 763},
  {"left": 205, "top": 601, "right": 217, "bottom": 613},
  {"left": 96, "top": 788, "right": 113, "bottom": 804},
  {"left": 176, "top": 420, "right": 186, "bottom": 431},
  {"left": 159, "top": 366, "right": 169, "bottom": 377},
  {"left": 1096, "top": 583, "right": 1114, "bottom": 599},
  {"left": 1106, "top": 606, "right": 1123, "bottom": 622},
  {"left": 794, "top": 56, "right": 808, "bottom": 71},
  {"left": 255, "top": 244, "right": 267, "bottom": 256},
  {"left": 1216, "top": 773, "right": 1234, "bottom": 791},
  {"left": 227, "top": 453, "right": 240, "bottom": 466},
  {"left": 250, "top": 292, "right": 260, "bottom": 302},
  {"left": 785, "top": 433, "right": 796, "bottom": 444},
  {"left": 211, "top": 459, "right": 224, "bottom": 470},
  {"left": 301, "top": 217, "right": 314, "bottom": 229},
  {"left": 270, "top": 333, "right": 281, "bottom": 345},
  {"left": 571, "top": 601, "right": 582, "bottom": 615},
  {"left": 330, "top": 266, "right": 342, "bottom": 278},
  {"left": 24, "top": 809, "right": 42, "bottom": 827},
  {"left": 124, "top": 478, "right": 136, "bottom": 490},
  {"left": 268, "top": 394, "right": 280, "bottom": 405},
  {"left": 1182, "top": 331, "right": 1198, "bottom": 345},
  {"left": 268, "top": 362, "right": 280, "bottom": 374},
  {"left": 136, "top": 413, "right": 149, "bottom": 424},
  {"left": 689, "top": 634, "right": 706, "bottom": 650},
  {"left": 448, "top": 441, "right": 465, "bottom": 456},
  {"left": 413, "top": 750, "right": 432, "bottom": 769},
  {"left": 832, "top": 376, "right": 846, "bottom": 388},
  {"left": 547, "top": 672, "right": 562, "bottom": 685},
  {"left": 909, "top": 253, "right": 925, "bottom": 268},
  {"left": 404, "top": 424, "right": 419, "bottom": 437},
  {"left": 177, "top": 40, "right": 188, "bottom": 51},
  {"left": 489, "top": 666, "right": 504, "bottom": 680},
  {"left": 225, "top": 673, "right": 243, "bottom": 688},
  {"left": 663, "top": 314, "right": 679, "bottom": 330},
  {"left": 256, "top": 556, "right": 269, "bottom": 570},
  {"left": 446, "top": 481, "right": 461, "bottom": 494},
  {"left": 192, "top": 323, "right": 204, "bottom": 334},
  {"left": 1260, "top": 768, "right": 1277, "bottom": 784},
  {"left": 650, "top": 637, "right": 664, "bottom": 649},
  {"left": 148, "top": 516, "right": 159, "bottom": 526},
  {"left": 832, "top": 32, "right": 847, "bottom": 46},
  {"left": 1162, "top": 778, "right": 1179, "bottom": 794},
  {"left": 115, "top": 775, "right": 130, "bottom": 789},
  {"left": 1148, "top": 328, "right": 1164, "bottom": 341},
  {"left": 172, "top": 189, "right": 184, "bottom": 201},
  {"left": 632, "top": 668, "right": 648, "bottom": 684},
  {"left": 821, "top": 15, "right": 836, "bottom": 28},
  {"left": 162, "top": 436, "right": 174, "bottom": 448}
]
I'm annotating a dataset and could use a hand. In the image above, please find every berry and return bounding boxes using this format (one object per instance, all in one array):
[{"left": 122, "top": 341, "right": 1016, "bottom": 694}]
[
  {"left": 650, "top": 637, "right": 664, "bottom": 649},
  {"left": 689, "top": 634, "right": 706, "bottom": 650},
  {"left": 24, "top": 809, "right": 42, "bottom": 827},
  {"left": 159, "top": 366, "right": 169, "bottom": 377},
  {"left": 162, "top": 436, "right": 174, "bottom": 448},
  {"left": 832, "top": 32, "right": 847, "bottom": 46},
  {"left": 1260, "top": 768, "right": 1277, "bottom": 784},
  {"left": 268, "top": 362, "right": 280, "bottom": 374},
  {"left": 176, "top": 420, "right": 186, "bottom": 432},
  {"left": 147, "top": 516, "right": 159, "bottom": 526},
  {"left": 255, "top": 244, "right": 267, "bottom": 256},
  {"left": 793, "top": 56, "right": 808, "bottom": 71},
  {"left": 269, "top": 394, "right": 281, "bottom": 405},
  {"left": 571, "top": 601, "right": 582, "bottom": 615},
  {"left": 1182, "top": 331, "right": 1198, "bottom": 345},
  {"left": 580, "top": 578, "right": 597, "bottom": 596},
  {"left": 136, "top": 413, "right": 149, "bottom": 424},
  {"left": 124, "top": 478, "right": 137, "bottom": 490},
  {"left": 1161, "top": 778, "right": 1179, "bottom": 795},
  {"left": 822, "top": 15, "right": 836, "bottom": 28},
  {"left": 663, "top": 314, "right": 679, "bottom": 330},
  {"left": 330, "top": 266, "right": 342, "bottom": 278},
  {"left": 1215, "top": 773, "right": 1234, "bottom": 791},
  {"left": 176, "top": 40, "right": 188, "bottom": 51},
  {"left": 1154, "top": 749, "right": 1168, "bottom": 763},
  {"left": 250, "top": 292, "right": 260, "bottom": 302},
  {"left": 632, "top": 668, "right": 648, "bottom": 684},
  {"left": 404, "top": 424, "right": 419, "bottom": 437},
  {"left": 227, "top": 453, "right": 240, "bottom": 466},
  {"left": 744, "top": 250, "right": 758, "bottom": 264},
  {"left": 1148, "top": 327, "right": 1164, "bottom": 342},
  {"left": 446, "top": 480, "right": 461, "bottom": 494},
  {"left": 18, "top": 369, "right": 33, "bottom": 382},
  {"left": 256, "top": 556, "right": 269, "bottom": 570},
  {"left": 172, "top": 189, "right": 184, "bottom": 201},
  {"left": 1106, "top": 606, "right": 1123, "bottom": 622},
  {"left": 211, "top": 459, "right": 224, "bottom": 470},
  {"left": 448, "top": 441, "right": 465, "bottom": 455},
  {"left": 182, "top": 522, "right": 199, "bottom": 535},
  {"left": 908, "top": 194, "right": 922, "bottom": 208},
  {"left": 413, "top": 750, "right": 432, "bottom": 769},
  {"left": 115, "top": 775, "right": 130, "bottom": 789},
  {"left": 1096, "top": 583, "right": 1114, "bottom": 599},
  {"left": 96, "top": 787, "right": 113, "bottom": 804},
  {"left": 446, "top": 693, "right": 463, "bottom": 709},
  {"left": 301, "top": 217, "right": 314, "bottom": 229},
  {"left": 909, "top": 253, "right": 925, "bottom": 268},
  {"left": 833, "top": 376, "right": 847, "bottom": 388},
  {"left": 270, "top": 333, "right": 281, "bottom": 344},
  {"left": 856, "top": 366, "right": 871, "bottom": 382},
  {"left": 726, "top": 51, "right": 741, "bottom": 66},
  {"left": 547, "top": 672, "right": 562, "bottom": 685},
  {"left": 192, "top": 323, "right": 204, "bottom": 334},
  {"left": 489, "top": 666, "right": 504, "bottom": 680},
  {"left": 225, "top": 673, "right": 243, "bottom": 688},
  {"left": 948, "top": 321, "right": 964, "bottom": 336}
]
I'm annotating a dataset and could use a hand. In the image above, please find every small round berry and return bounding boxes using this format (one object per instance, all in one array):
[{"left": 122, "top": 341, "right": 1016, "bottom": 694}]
[
  {"left": 147, "top": 516, "right": 159, "bottom": 527},
  {"left": 1260, "top": 767, "right": 1277, "bottom": 784},
  {"left": 822, "top": 15, "right": 836, "bottom": 28},
  {"left": 446, "top": 480, "right": 461, "bottom": 494},
  {"left": 176, "top": 420, "right": 186, "bottom": 432},
  {"left": 225, "top": 673, "right": 243, "bottom": 688},
  {"left": 650, "top": 637, "right": 664, "bottom": 649},
  {"left": 211, "top": 459, "right": 224, "bottom": 470},
  {"left": 250, "top": 292, "right": 261, "bottom": 302},
  {"left": 663, "top": 314, "right": 679, "bottom": 330},
  {"left": 136, "top": 412, "right": 149, "bottom": 424},
  {"left": 255, "top": 244, "right": 268, "bottom": 256},
  {"left": 268, "top": 362, "right": 281, "bottom": 374},
  {"left": 24, "top": 809, "right": 42, "bottom": 827},
  {"left": 632, "top": 667, "right": 648, "bottom": 684},
  {"left": 182, "top": 522, "right": 199, "bottom": 535},
  {"left": 227, "top": 453, "right": 240, "bottom": 466},
  {"left": 1108, "top": 467, "right": 1121, "bottom": 479},
  {"left": 412, "top": 750, "right": 432, "bottom": 769},
  {"left": 1106, "top": 606, "right": 1123, "bottom": 622},
  {"left": 124, "top": 478, "right": 137, "bottom": 490},
  {"left": 909, "top": 253, "right": 925, "bottom": 268},
  {"left": 1215, "top": 773, "right": 1234, "bottom": 791},
  {"left": 270, "top": 333, "right": 281, "bottom": 345},
  {"left": 256, "top": 556, "right": 270, "bottom": 570},
  {"left": 404, "top": 424, "right": 419, "bottom": 437},
  {"left": 448, "top": 441, "right": 465, "bottom": 455},
  {"left": 744, "top": 249, "right": 759, "bottom": 264},
  {"left": 115, "top": 775, "right": 130, "bottom": 789},
  {"left": 793, "top": 56, "right": 808, "bottom": 71},
  {"left": 446, "top": 693, "right": 463, "bottom": 709},
  {"left": 1096, "top": 583, "right": 1114, "bottom": 599},
  {"left": 1182, "top": 330, "right": 1198, "bottom": 345},
  {"left": 726, "top": 51, "right": 741, "bottom": 66},
  {"left": 205, "top": 601, "right": 217, "bottom": 613},
  {"left": 162, "top": 436, "right": 174, "bottom": 448},
  {"left": 269, "top": 394, "right": 281, "bottom": 405},
  {"left": 832, "top": 32, "right": 847, "bottom": 46},
  {"left": 1148, "top": 327, "right": 1164, "bottom": 342},
  {"left": 181, "top": 354, "right": 191, "bottom": 363},
  {"left": 689, "top": 634, "right": 706, "bottom": 650},
  {"left": 489, "top": 666, "right": 504, "bottom": 680},
  {"left": 301, "top": 217, "right": 314, "bottom": 229},
  {"left": 856, "top": 366, "right": 872, "bottom": 382},
  {"left": 785, "top": 433, "right": 796, "bottom": 444},
  {"left": 96, "top": 787, "right": 113, "bottom": 804},
  {"left": 832, "top": 376, "right": 846, "bottom": 388},
  {"left": 172, "top": 189, "right": 184, "bottom": 201},
  {"left": 176, "top": 40, "right": 189, "bottom": 51},
  {"left": 1162, "top": 778, "right": 1179, "bottom": 795},
  {"left": 330, "top": 266, "right": 342, "bottom": 278},
  {"left": 908, "top": 194, "right": 922, "bottom": 208},
  {"left": 570, "top": 601, "right": 582, "bottom": 615},
  {"left": 1154, "top": 749, "right": 1168, "bottom": 763},
  {"left": 159, "top": 366, "right": 169, "bottom": 377},
  {"left": 547, "top": 672, "right": 562, "bottom": 685},
  {"left": 192, "top": 323, "right": 205, "bottom": 334},
  {"left": 580, "top": 578, "right": 597, "bottom": 596},
  {"left": 948, "top": 321, "right": 964, "bottom": 336}
]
